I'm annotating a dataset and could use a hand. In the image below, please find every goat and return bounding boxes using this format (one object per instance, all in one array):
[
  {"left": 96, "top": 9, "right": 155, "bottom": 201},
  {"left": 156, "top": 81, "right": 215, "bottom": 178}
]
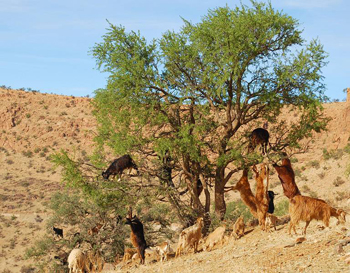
[
  {"left": 53, "top": 227, "right": 63, "bottom": 238},
  {"left": 122, "top": 248, "right": 138, "bottom": 263},
  {"left": 67, "top": 248, "right": 88, "bottom": 273},
  {"left": 265, "top": 213, "right": 278, "bottom": 232},
  {"left": 125, "top": 215, "right": 147, "bottom": 264},
  {"left": 289, "top": 195, "right": 346, "bottom": 235},
  {"left": 203, "top": 225, "right": 226, "bottom": 251},
  {"left": 102, "top": 154, "right": 138, "bottom": 180},
  {"left": 230, "top": 169, "right": 258, "bottom": 218},
  {"left": 175, "top": 217, "right": 204, "bottom": 257},
  {"left": 231, "top": 216, "right": 245, "bottom": 239},
  {"left": 151, "top": 241, "right": 173, "bottom": 262},
  {"left": 248, "top": 128, "right": 270, "bottom": 155},
  {"left": 267, "top": 190, "right": 277, "bottom": 214},
  {"left": 253, "top": 164, "right": 269, "bottom": 230},
  {"left": 272, "top": 157, "right": 301, "bottom": 199}
]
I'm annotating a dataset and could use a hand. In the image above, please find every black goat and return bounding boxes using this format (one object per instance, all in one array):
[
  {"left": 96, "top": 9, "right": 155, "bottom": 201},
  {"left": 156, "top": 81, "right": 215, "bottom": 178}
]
[
  {"left": 248, "top": 128, "right": 270, "bottom": 155},
  {"left": 125, "top": 215, "right": 147, "bottom": 264},
  {"left": 267, "top": 190, "right": 278, "bottom": 214},
  {"left": 53, "top": 227, "right": 63, "bottom": 238},
  {"left": 102, "top": 154, "right": 138, "bottom": 180}
]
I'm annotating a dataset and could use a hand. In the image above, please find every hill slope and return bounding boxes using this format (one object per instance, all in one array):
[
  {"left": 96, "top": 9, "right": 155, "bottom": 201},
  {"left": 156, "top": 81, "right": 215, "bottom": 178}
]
[{"left": 0, "top": 88, "right": 350, "bottom": 272}]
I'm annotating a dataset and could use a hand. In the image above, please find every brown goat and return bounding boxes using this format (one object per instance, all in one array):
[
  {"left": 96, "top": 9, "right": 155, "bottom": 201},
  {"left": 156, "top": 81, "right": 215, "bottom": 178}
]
[
  {"left": 253, "top": 164, "right": 270, "bottom": 230},
  {"left": 265, "top": 213, "right": 278, "bottom": 232},
  {"left": 230, "top": 169, "right": 258, "bottom": 218},
  {"left": 231, "top": 216, "right": 245, "bottom": 239},
  {"left": 248, "top": 128, "right": 270, "bottom": 155},
  {"left": 289, "top": 195, "right": 346, "bottom": 235},
  {"left": 273, "top": 158, "right": 300, "bottom": 199},
  {"left": 175, "top": 217, "right": 204, "bottom": 257},
  {"left": 203, "top": 225, "right": 226, "bottom": 251}
]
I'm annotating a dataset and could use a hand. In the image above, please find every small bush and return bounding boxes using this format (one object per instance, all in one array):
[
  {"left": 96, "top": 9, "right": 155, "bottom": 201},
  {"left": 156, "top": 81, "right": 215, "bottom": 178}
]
[
  {"left": 333, "top": 176, "right": 345, "bottom": 187},
  {"left": 6, "top": 159, "right": 14, "bottom": 165},
  {"left": 308, "top": 160, "right": 320, "bottom": 169},
  {"left": 317, "top": 172, "right": 325, "bottom": 179},
  {"left": 22, "top": 151, "right": 33, "bottom": 158}
]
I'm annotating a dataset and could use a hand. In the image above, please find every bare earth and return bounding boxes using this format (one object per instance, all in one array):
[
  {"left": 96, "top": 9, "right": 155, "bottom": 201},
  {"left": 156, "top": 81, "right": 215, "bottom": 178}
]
[{"left": 0, "top": 88, "right": 350, "bottom": 272}]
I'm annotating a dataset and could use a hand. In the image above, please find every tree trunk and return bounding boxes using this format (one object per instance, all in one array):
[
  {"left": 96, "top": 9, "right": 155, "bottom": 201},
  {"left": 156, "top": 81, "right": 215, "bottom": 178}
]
[{"left": 214, "top": 168, "right": 226, "bottom": 220}]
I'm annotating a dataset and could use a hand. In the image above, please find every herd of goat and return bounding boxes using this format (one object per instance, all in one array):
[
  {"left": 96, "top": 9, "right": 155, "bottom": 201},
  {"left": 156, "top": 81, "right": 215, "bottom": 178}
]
[{"left": 58, "top": 127, "right": 347, "bottom": 272}]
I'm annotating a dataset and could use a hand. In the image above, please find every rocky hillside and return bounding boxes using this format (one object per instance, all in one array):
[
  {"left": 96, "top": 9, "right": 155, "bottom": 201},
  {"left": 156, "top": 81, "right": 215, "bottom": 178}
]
[{"left": 0, "top": 87, "right": 350, "bottom": 272}]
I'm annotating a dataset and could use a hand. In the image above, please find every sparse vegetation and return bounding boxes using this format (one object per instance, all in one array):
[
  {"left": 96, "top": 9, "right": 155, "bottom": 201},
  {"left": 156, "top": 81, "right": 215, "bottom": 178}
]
[
  {"left": 323, "top": 148, "right": 344, "bottom": 160},
  {"left": 333, "top": 176, "right": 345, "bottom": 187}
]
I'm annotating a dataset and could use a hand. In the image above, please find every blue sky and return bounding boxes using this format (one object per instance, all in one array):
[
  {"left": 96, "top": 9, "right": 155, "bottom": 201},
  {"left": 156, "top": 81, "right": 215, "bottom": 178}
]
[{"left": 1, "top": 0, "right": 349, "bottom": 100}]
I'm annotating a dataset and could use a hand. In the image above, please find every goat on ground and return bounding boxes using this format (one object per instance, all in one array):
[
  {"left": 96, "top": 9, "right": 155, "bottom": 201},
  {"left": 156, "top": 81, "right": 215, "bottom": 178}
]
[
  {"left": 125, "top": 215, "right": 147, "bottom": 264},
  {"left": 151, "top": 241, "right": 173, "bottom": 262},
  {"left": 203, "top": 225, "right": 226, "bottom": 251},
  {"left": 67, "top": 248, "right": 87, "bottom": 273},
  {"left": 53, "top": 227, "right": 63, "bottom": 238},
  {"left": 272, "top": 157, "right": 300, "bottom": 199},
  {"left": 102, "top": 154, "right": 138, "bottom": 180},
  {"left": 175, "top": 217, "right": 204, "bottom": 257},
  {"left": 265, "top": 213, "right": 278, "bottom": 232},
  {"left": 267, "top": 190, "right": 277, "bottom": 214},
  {"left": 289, "top": 195, "right": 346, "bottom": 235},
  {"left": 231, "top": 216, "right": 245, "bottom": 239},
  {"left": 248, "top": 128, "right": 270, "bottom": 155}
]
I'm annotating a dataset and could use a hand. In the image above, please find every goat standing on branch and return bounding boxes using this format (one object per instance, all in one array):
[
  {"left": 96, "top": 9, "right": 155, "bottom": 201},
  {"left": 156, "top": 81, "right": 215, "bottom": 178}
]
[
  {"left": 248, "top": 127, "right": 270, "bottom": 155},
  {"left": 102, "top": 154, "right": 139, "bottom": 180},
  {"left": 289, "top": 195, "right": 346, "bottom": 235}
]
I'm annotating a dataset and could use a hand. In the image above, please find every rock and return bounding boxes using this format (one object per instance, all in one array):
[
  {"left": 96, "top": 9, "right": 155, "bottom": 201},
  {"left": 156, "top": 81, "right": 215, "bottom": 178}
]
[
  {"left": 296, "top": 237, "right": 307, "bottom": 244},
  {"left": 334, "top": 244, "right": 344, "bottom": 254},
  {"left": 339, "top": 239, "right": 350, "bottom": 246}
]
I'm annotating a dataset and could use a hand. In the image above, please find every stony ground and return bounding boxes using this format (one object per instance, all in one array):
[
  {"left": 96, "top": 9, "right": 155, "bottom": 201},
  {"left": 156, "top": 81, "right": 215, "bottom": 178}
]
[{"left": 113, "top": 219, "right": 350, "bottom": 273}]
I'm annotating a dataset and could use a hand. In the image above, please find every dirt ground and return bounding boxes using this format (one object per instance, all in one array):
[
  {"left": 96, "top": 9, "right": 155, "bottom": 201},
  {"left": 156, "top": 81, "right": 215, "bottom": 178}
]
[{"left": 0, "top": 88, "right": 350, "bottom": 272}]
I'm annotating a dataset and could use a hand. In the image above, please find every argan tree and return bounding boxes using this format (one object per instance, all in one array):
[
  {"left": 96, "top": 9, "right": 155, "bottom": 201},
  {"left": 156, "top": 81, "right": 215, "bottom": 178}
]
[{"left": 91, "top": 1, "right": 328, "bottom": 220}]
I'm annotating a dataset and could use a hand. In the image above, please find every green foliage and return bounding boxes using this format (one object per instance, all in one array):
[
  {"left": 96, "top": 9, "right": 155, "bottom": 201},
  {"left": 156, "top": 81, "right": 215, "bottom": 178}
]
[
  {"left": 274, "top": 200, "right": 289, "bottom": 216},
  {"left": 224, "top": 200, "right": 255, "bottom": 222},
  {"left": 90, "top": 1, "right": 329, "bottom": 218}
]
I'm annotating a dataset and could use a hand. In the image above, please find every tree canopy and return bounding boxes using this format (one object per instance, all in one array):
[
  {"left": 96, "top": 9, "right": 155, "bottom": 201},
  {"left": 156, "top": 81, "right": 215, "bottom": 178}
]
[{"left": 91, "top": 1, "right": 328, "bottom": 219}]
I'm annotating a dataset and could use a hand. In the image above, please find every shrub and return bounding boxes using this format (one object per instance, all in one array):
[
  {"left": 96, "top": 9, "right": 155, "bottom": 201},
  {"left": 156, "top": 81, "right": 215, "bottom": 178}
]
[
  {"left": 333, "top": 176, "right": 345, "bottom": 187},
  {"left": 224, "top": 200, "right": 254, "bottom": 223},
  {"left": 307, "top": 160, "right": 320, "bottom": 169},
  {"left": 22, "top": 151, "right": 33, "bottom": 158},
  {"left": 274, "top": 200, "right": 289, "bottom": 216}
]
